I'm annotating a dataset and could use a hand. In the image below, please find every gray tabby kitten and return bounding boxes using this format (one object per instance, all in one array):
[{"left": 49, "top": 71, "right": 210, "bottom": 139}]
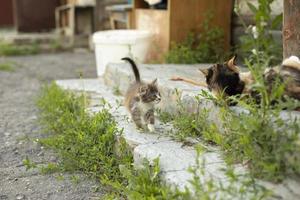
[{"left": 122, "top": 57, "right": 161, "bottom": 132}]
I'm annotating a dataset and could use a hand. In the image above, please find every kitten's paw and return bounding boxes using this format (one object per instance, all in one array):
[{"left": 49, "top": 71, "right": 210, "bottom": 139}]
[{"left": 147, "top": 124, "right": 155, "bottom": 132}]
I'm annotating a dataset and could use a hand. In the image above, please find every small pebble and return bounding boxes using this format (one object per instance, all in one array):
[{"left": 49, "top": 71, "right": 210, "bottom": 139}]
[
  {"left": 4, "top": 132, "right": 10, "bottom": 137},
  {"left": 16, "top": 194, "right": 25, "bottom": 200},
  {"left": 37, "top": 151, "right": 44, "bottom": 156}
]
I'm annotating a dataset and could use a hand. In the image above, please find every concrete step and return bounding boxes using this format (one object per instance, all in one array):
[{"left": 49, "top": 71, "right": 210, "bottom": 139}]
[
  {"left": 104, "top": 62, "right": 208, "bottom": 114},
  {"left": 56, "top": 78, "right": 300, "bottom": 199},
  {"left": 104, "top": 62, "right": 300, "bottom": 126}
]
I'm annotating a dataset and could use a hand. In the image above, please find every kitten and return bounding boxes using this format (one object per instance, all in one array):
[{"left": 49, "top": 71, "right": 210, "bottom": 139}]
[{"left": 122, "top": 57, "right": 161, "bottom": 132}]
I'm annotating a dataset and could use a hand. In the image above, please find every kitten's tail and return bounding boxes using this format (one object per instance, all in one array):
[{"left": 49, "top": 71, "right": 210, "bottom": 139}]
[{"left": 122, "top": 57, "right": 141, "bottom": 83}]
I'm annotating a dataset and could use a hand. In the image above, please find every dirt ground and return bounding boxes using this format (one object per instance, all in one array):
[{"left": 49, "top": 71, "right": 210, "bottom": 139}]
[{"left": 0, "top": 51, "right": 106, "bottom": 200}]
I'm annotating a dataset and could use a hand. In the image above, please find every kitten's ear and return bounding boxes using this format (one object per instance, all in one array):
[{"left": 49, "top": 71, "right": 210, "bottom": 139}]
[
  {"left": 226, "top": 56, "right": 239, "bottom": 73},
  {"left": 199, "top": 68, "right": 209, "bottom": 76},
  {"left": 151, "top": 78, "right": 158, "bottom": 85}
]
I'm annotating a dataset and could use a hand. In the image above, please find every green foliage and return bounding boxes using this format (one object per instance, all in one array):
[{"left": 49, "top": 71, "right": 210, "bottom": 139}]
[
  {"left": 118, "top": 158, "right": 176, "bottom": 200},
  {"left": 36, "top": 83, "right": 133, "bottom": 194},
  {"left": 113, "top": 85, "right": 122, "bottom": 96},
  {"left": 159, "top": 95, "right": 219, "bottom": 143},
  {"left": 219, "top": 54, "right": 300, "bottom": 182},
  {"left": 170, "top": 52, "right": 300, "bottom": 181},
  {"left": 36, "top": 83, "right": 190, "bottom": 199},
  {"left": 40, "top": 163, "right": 61, "bottom": 174},
  {"left": 50, "top": 40, "right": 64, "bottom": 51},
  {"left": 156, "top": 108, "right": 174, "bottom": 124},
  {"left": 165, "top": 12, "right": 225, "bottom": 64},
  {"left": 23, "top": 156, "right": 37, "bottom": 170},
  {"left": 0, "top": 62, "right": 15, "bottom": 72},
  {"left": 35, "top": 82, "right": 274, "bottom": 199},
  {"left": 186, "top": 147, "right": 271, "bottom": 200},
  {"left": 236, "top": 0, "right": 283, "bottom": 65},
  {"left": 0, "top": 42, "right": 39, "bottom": 56}
]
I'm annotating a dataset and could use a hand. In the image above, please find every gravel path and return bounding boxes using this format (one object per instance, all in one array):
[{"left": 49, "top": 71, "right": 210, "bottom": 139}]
[{"left": 0, "top": 52, "right": 105, "bottom": 200}]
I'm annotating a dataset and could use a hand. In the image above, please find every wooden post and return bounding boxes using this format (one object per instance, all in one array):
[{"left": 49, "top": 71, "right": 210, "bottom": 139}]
[{"left": 283, "top": 0, "right": 300, "bottom": 58}]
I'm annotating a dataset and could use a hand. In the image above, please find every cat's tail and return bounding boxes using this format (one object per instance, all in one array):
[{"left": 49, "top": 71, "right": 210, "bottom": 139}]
[{"left": 122, "top": 57, "right": 141, "bottom": 83}]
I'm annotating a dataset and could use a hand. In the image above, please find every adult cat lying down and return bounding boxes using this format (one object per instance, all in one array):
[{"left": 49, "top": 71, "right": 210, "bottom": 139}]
[{"left": 171, "top": 56, "right": 300, "bottom": 103}]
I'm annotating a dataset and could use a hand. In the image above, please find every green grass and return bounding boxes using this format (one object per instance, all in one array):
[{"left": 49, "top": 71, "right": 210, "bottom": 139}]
[
  {"left": 36, "top": 83, "right": 132, "bottom": 182},
  {"left": 0, "top": 62, "right": 15, "bottom": 72},
  {"left": 34, "top": 83, "right": 270, "bottom": 199},
  {"left": 35, "top": 83, "right": 176, "bottom": 198},
  {"left": 162, "top": 54, "right": 300, "bottom": 182},
  {"left": 0, "top": 42, "right": 39, "bottom": 56}
]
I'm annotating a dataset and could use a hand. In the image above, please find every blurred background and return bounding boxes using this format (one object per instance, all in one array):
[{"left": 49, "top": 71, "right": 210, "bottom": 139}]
[{"left": 0, "top": 0, "right": 284, "bottom": 64}]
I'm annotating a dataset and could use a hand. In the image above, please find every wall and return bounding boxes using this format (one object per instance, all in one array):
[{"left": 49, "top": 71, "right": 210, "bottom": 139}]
[
  {"left": 14, "top": 0, "right": 60, "bottom": 32},
  {"left": 232, "top": 0, "right": 283, "bottom": 47},
  {"left": 0, "top": 0, "right": 14, "bottom": 27}
]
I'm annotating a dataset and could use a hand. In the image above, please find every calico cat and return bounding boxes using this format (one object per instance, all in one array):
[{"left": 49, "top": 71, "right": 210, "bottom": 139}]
[
  {"left": 122, "top": 57, "right": 161, "bottom": 132},
  {"left": 198, "top": 56, "right": 245, "bottom": 97},
  {"left": 171, "top": 56, "right": 246, "bottom": 97},
  {"left": 264, "top": 55, "right": 300, "bottom": 100},
  {"left": 171, "top": 56, "right": 300, "bottom": 103}
]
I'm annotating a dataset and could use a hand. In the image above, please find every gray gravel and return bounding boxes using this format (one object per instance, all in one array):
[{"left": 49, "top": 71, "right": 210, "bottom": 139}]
[{"left": 0, "top": 51, "right": 106, "bottom": 200}]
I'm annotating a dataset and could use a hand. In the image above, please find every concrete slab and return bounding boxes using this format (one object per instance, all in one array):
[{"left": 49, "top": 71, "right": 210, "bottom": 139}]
[{"left": 56, "top": 78, "right": 300, "bottom": 199}]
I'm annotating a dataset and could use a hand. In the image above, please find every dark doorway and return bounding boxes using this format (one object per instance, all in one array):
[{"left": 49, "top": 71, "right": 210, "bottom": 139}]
[
  {"left": 0, "top": 0, "right": 14, "bottom": 27},
  {"left": 14, "top": 0, "right": 59, "bottom": 32}
]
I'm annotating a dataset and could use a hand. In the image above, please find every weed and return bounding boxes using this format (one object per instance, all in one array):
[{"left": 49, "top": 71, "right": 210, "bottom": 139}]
[
  {"left": 50, "top": 39, "right": 63, "bottom": 51},
  {"left": 118, "top": 158, "right": 175, "bottom": 199},
  {"left": 70, "top": 175, "right": 80, "bottom": 184},
  {"left": 218, "top": 54, "right": 300, "bottom": 181},
  {"left": 236, "top": 0, "right": 282, "bottom": 65},
  {"left": 186, "top": 146, "right": 271, "bottom": 200},
  {"left": 23, "top": 157, "right": 37, "bottom": 170},
  {"left": 113, "top": 85, "right": 122, "bottom": 96},
  {"left": 156, "top": 108, "right": 174, "bottom": 124},
  {"left": 0, "top": 62, "right": 15, "bottom": 72},
  {"left": 37, "top": 83, "right": 132, "bottom": 181},
  {"left": 40, "top": 163, "right": 61, "bottom": 174},
  {"left": 165, "top": 12, "right": 225, "bottom": 64},
  {"left": 34, "top": 82, "right": 273, "bottom": 199},
  {"left": 55, "top": 174, "right": 65, "bottom": 181},
  {"left": 0, "top": 42, "right": 39, "bottom": 56},
  {"left": 170, "top": 53, "right": 300, "bottom": 181}
]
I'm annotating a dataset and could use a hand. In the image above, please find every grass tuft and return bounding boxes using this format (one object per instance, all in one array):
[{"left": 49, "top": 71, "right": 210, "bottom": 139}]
[
  {"left": 0, "top": 42, "right": 39, "bottom": 56},
  {"left": 0, "top": 62, "right": 15, "bottom": 72}
]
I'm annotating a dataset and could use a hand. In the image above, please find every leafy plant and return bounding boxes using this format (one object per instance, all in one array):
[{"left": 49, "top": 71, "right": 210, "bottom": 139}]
[
  {"left": 165, "top": 12, "right": 225, "bottom": 64},
  {"left": 34, "top": 82, "right": 275, "bottom": 199},
  {"left": 164, "top": 51, "right": 300, "bottom": 182},
  {"left": 236, "top": 0, "right": 283, "bottom": 65},
  {"left": 219, "top": 53, "right": 300, "bottom": 181},
  {"left": 36, "top": 83, "right": 133, "bottom": 194}
]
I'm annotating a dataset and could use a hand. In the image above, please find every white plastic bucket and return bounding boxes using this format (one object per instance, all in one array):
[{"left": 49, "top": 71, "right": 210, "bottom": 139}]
[{"left": 92, "top": 30, "right": 153, "bottom": 76}]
